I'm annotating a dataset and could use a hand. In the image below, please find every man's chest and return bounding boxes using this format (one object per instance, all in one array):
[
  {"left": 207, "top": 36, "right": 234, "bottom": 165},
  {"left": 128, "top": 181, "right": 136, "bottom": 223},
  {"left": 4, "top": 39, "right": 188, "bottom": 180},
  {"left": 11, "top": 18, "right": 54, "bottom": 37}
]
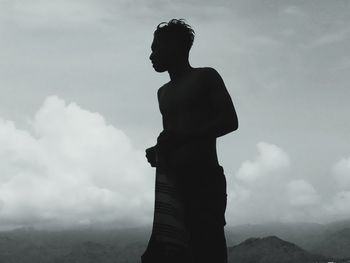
[{"left": 159, "top": 78, "right": 207, "bottom": 117}]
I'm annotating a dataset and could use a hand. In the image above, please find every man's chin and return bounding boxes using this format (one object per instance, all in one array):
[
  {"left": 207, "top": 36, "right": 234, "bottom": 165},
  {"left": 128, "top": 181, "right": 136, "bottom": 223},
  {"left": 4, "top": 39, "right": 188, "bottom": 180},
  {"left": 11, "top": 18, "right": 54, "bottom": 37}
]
[{"left": 152, "top": 64, "right": 167, "bottom": 73}]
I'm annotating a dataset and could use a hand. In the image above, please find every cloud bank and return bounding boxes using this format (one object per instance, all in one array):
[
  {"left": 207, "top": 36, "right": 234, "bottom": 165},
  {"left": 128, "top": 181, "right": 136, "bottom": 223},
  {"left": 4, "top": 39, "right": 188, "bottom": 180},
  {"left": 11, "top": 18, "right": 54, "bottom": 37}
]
[
  {"left": 324, "top": 158, "right": 350, "bottom": 221},
  {"left": 1, "top": 97, "right": 350, "bottom": 229},
  {"left": 227, "top": 142, "right": 350, "bottom": 225},
  {"left": 0, "top": 96, "right": 153, "bottom": 230},
  {"left": 235, "top": 142, "right": 290, "bottom": 183}
]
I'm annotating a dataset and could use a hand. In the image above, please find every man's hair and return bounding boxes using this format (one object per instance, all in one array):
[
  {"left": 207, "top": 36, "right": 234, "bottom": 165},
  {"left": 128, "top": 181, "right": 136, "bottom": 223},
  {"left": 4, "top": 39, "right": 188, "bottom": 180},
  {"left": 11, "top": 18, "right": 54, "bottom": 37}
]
[{"left": 154, "top": 18, "right": 195, "bottom": 54}]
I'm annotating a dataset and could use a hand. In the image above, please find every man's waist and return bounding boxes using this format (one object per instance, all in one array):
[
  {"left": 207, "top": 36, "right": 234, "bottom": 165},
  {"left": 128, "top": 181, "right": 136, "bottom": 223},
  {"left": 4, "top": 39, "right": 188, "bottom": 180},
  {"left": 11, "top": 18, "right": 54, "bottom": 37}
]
[{"left": 157, "top": 148, "right": 219, "bottom": 169}]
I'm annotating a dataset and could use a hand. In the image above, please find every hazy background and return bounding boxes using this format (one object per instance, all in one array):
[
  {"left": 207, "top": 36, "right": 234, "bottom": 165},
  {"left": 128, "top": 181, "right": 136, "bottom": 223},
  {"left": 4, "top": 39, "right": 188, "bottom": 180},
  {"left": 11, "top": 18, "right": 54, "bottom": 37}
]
[{"left": 0, "top": 0, "right": 349, "bottom": 230}]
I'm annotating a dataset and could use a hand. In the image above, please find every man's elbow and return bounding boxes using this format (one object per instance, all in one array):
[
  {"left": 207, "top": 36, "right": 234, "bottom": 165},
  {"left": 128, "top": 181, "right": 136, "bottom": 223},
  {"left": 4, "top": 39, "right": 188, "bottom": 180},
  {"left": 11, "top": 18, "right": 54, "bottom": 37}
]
[
  {"left": 228, "top": 114, "right": 238, "bottom": 132},
  {"left": 228, "top": 120, "right": 238, "bottom": 133},
  {"left": 233, "top": 119, "right": 239, "bottom": 131},
  {"left": 219, "top": 120, "right": 238, "bottom": 137},
  {"left": 225, "top": 107, "right": 238, "bottom": 132}
]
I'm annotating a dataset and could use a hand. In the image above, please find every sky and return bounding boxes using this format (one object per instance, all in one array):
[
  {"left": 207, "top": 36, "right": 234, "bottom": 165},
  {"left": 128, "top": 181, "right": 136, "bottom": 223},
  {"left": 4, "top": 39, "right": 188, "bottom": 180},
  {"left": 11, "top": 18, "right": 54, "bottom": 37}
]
[{"left": 0, "top": 0, "right": 350, "bottom": 230}]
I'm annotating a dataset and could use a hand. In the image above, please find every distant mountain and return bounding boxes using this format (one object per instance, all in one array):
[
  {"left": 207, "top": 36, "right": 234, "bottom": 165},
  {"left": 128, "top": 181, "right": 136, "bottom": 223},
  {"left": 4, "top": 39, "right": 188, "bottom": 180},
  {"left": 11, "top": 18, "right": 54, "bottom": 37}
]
[
  {"left": 0, "top": 227, "right": 148, "bottom": 263},
  {"left": 313, "top": 228, "right": 350, "bottom": 259},
  {"left": 226, "top": 222, "right": 326, "bottom": 249},
  {"left": 226, "top": 220, "right": 350, "bottom": 258},
  {"left": 326, "top": 219, "right": 350, "bottom": 231},
  {"left": 57, "top": 241, "right": 118, "bottom": 263},
  {"left": 1, "top": 221, "right": 350, "bottom": 262},
  {"left": 228, "top": 236, "right": 333, "bottom": 263}
]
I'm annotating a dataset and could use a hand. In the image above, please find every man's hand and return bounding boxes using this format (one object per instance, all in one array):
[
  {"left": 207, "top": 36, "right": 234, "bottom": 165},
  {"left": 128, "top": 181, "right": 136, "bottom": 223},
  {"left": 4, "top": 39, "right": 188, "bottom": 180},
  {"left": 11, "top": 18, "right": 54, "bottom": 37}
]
[
  {"left": 154, "top": 130, "right": 184, "bottom": 169},
  {"left": 145, "top": 131, "right": 177, "bottom": 168},
  {"left": 145, "top": 130, "right": 193, "bottom": 169},
  {"left": 145, "top": 145, "right": 157, "bottom": 167}
]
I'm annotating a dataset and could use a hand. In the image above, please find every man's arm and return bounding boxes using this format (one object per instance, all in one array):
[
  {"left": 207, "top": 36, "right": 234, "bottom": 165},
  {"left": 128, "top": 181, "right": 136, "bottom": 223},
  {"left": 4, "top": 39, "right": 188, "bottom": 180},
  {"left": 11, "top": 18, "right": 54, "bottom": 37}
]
[
  {"left": 145, "top": 145, "right": 157, "bottom": 167},
  {"left": 145, "top": 85, "right": 176, "bottom": 168},
  {"left": 206, "top": 67, "right": 238, "bottom": 136},
  {"left": 145, "top": 86, "right": 166, "bottom": 168},
  {"left": 177, "top": 67, "right": 238, "bottom": 142}
]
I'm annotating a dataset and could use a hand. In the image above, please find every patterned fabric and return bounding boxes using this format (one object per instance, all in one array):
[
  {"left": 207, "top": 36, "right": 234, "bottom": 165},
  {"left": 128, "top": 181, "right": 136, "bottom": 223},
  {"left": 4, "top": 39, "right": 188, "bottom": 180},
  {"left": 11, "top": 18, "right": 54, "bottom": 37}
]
[
  {"left": 152, "top": 166, "right": 190, "bottom": 248},
  {"left": 141, "top": 164, "right": 228, "bottom": 263}
]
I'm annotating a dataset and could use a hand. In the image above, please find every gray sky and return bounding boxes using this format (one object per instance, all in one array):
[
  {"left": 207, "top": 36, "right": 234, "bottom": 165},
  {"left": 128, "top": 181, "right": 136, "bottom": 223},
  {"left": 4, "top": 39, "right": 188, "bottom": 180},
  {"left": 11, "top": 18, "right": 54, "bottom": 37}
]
[{"left": 0, "top": 0, "right": 350, "bottom": 230}]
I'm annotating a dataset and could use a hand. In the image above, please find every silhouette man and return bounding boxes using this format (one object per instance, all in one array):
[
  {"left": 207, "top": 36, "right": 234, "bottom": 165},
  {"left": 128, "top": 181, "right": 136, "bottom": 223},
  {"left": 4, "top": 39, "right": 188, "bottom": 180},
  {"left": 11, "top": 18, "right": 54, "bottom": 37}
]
[{"left": 142, "top": 19, "right": 238, "bottom": 263}]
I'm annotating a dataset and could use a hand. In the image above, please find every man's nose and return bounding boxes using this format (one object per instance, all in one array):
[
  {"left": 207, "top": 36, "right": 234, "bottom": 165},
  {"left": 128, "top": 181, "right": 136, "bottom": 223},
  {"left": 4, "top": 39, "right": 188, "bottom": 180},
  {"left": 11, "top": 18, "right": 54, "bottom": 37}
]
[{"left": 149, "top": 52, "right": 154, "bottom": 61}]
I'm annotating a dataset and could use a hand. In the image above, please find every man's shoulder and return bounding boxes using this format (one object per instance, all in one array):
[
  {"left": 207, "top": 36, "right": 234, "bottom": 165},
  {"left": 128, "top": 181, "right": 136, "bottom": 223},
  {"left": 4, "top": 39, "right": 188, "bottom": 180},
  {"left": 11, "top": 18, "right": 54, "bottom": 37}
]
[
  {"left": 159, "top": 82, "right": 171, "bottom": 90},
  {"left": 157, "top": 81, "right": 171, "bottom": 98},
  {"left": 195, "top": 67, "right": 224, "bottom": 91},
  {"left": 195, "top": 67, "right": 222, "bottom": 81},
  {"left": 196, "top": 66, "right": 219, "bottom": 74}
]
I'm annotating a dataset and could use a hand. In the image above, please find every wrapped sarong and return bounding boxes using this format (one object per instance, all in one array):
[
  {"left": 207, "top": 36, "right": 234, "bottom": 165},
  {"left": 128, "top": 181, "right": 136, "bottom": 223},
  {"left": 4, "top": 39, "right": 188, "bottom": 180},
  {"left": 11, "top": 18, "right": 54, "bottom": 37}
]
[
  {"left": 151, "top": 165, "right": 189, "bottom": 247},
  {"left": 141, "top": 163, "right": 227, "bottom": 263}
]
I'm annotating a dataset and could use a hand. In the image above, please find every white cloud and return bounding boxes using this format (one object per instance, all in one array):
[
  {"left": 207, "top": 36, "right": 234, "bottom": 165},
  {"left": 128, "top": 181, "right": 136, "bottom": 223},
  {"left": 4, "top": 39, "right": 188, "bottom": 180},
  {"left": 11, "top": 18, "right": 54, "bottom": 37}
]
[
  {"left": 227, "top": 142, "right": 323, "bottom": 224},
  {"left": 323, "top": 191, "right": 350, "bottom": 222},
  {"left": 332, "top": 157, "right": 350, "bottom": 189},
  {"left": 320, "top": 157, "right": 350, "bottom": 222},
  {"left": 0, "top": 96, "right": 153, "bottom": 230},
  {"left": 227, "top": 183, "right": 251, "bottom": 204},
  {"left": 235, "top": 142, "right": 290, "bottom": 183},
  {"left": 226, "top": 142, "right": 292, "bottom": 224},
  {"left": 331, "top": 191, "right": 350, "bottom": 212},
  {"left": 287, "top": 179, "right": 320, "bottom": 206}
]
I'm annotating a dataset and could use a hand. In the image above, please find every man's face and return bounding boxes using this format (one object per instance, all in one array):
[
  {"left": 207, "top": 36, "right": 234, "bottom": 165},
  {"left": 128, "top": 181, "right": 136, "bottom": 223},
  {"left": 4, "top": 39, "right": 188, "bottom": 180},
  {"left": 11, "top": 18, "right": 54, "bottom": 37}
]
[{"left": 149, "top": 36, "right": 174, "bottom": 72}]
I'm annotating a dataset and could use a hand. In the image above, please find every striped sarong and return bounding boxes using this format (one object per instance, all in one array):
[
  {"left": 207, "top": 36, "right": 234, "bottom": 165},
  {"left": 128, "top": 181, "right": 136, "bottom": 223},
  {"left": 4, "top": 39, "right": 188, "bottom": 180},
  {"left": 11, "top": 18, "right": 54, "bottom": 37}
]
[
  {"left": 141, "top": 163, "right": 228, "bottom": 263},
  {"left": 151, "top": 165, "right": 190, "bottom": 248}
]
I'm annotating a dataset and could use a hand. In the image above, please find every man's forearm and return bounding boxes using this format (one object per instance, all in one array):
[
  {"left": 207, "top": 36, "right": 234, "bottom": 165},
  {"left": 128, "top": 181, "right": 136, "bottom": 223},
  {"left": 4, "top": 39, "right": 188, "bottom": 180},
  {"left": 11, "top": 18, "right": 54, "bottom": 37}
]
[{"left": 177, "top": 114, "right": 237, "bottom": 143}]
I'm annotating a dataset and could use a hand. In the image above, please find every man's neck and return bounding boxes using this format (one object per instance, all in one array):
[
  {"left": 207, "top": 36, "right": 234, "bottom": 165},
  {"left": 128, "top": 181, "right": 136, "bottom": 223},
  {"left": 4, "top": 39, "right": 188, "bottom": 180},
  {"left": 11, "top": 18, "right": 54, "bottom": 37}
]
[{"left": 168, "top": 60, "right": 193, "bottom": 83}]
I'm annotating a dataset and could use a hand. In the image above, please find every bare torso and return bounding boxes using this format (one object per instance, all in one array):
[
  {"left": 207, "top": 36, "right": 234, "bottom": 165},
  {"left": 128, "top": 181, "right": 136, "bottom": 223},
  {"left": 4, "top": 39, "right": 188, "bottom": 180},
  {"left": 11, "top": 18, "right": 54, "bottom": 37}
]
[{"left": 157, "top": 67, "right": 219, "bottom": 168}]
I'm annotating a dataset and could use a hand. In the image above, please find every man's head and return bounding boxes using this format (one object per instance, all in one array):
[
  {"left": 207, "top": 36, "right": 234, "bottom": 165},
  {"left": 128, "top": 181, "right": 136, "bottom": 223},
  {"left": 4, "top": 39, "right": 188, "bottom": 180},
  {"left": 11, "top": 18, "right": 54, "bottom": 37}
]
[{"left": 150, "top": 19, "right": 195, "bottom": 72}]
